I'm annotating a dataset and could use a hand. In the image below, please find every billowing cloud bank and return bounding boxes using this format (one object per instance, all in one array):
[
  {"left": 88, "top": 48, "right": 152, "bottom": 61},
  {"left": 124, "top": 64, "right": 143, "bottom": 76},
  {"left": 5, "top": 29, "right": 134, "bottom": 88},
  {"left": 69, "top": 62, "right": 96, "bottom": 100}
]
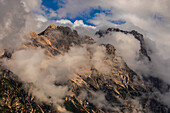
[{"left": 3, "top": 43, "right": 114, "bottom": 111}]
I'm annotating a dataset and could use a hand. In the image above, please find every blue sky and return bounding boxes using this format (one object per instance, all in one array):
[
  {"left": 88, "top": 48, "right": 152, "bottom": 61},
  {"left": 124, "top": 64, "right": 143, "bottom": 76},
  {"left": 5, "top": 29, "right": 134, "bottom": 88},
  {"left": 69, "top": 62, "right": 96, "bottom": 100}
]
[
  {"left": 41, "top": 0, "right": 125, "bottom": 26},
  {"left": 42, "top": 0, "right": 62, "bottom": 11}
]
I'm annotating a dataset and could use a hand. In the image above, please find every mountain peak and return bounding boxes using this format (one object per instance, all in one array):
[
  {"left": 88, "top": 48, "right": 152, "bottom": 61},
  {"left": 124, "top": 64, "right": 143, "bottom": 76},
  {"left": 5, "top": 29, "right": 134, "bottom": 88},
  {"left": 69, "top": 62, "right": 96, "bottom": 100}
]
[
  {"left": 49, "top": 24, "right": 57, "bottom": 29},
  {"left": 30, "top": 32, "right": 38, "bottom": 37}
]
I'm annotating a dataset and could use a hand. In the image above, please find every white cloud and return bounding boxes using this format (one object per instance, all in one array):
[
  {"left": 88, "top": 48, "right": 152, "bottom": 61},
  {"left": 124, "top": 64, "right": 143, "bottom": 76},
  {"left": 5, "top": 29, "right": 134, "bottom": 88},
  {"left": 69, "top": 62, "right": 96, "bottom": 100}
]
[
  {"left": 0, "top": 0, "right": 37, "bottom": 51},
  {"left": 36, "top": 15, "right": 48, "bottom": 23},
  {"left": 56, "top": 19, "right": 73, "bottom": 25},
  {"left": 3, "top": 43, "right": 113, "bottom": 110},
  {"left": 56, "top": 0, "right": 100, "bottom": 18},
  {"left": 22, "top": 0, "right": 43, "bottom": 13},
  {"left": 89, "top": 44, "right": 112, "bottom": 75},
  {"left": 73, "top": 20, "right": 95, "bottom": 29},
  {"left": 3, "top": 46, "right": 90, "bottom": 110},
  {"left": 49, "top": 9, "right": 58, "bottom": 18}
]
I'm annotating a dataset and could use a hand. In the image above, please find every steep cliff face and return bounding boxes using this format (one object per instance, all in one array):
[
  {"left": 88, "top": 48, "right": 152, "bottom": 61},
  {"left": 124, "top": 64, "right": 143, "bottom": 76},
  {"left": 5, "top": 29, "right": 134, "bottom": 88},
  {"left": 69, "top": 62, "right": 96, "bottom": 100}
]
[{"left": 0, "top": 25, "right": 169, "bottom": 113}]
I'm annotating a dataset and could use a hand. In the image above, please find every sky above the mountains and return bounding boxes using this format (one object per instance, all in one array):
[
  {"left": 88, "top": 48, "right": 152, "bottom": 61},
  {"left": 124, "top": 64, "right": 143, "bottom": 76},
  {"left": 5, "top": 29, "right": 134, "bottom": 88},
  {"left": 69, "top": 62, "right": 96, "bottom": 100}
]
[
  {"left": 28, "top": 0, "right": 170, "bottom": 47},
  {"left": 0, "top": 0, "right": 170, "bottom": 44}
]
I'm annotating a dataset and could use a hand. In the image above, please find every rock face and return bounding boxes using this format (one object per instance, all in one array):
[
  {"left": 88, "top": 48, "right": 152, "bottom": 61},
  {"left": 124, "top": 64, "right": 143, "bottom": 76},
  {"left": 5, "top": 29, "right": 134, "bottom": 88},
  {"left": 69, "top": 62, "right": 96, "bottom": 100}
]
[
  {"left": 0, "top": 24, "right": 170, "bottom": 113},
  {"left": 96, "top": 28, "right": 151, "bottom": 61}
]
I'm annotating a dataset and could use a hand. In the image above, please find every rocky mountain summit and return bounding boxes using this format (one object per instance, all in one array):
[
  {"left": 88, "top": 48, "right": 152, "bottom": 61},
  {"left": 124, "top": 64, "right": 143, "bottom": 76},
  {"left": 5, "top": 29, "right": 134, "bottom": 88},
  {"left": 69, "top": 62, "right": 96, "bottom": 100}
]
[{"left": 0, "top": 24, "right": 169, "bottom": 113}]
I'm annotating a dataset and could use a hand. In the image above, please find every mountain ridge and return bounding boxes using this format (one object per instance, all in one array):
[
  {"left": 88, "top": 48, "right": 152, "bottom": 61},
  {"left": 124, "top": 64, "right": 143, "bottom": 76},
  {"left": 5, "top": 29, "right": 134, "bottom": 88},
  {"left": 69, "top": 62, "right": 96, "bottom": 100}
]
[
  {"left": 95, "top": 27, "right": 151, "bottom": 62},
  {"left": 0, "top": 24, "right": 169, "bottom": 113}
]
